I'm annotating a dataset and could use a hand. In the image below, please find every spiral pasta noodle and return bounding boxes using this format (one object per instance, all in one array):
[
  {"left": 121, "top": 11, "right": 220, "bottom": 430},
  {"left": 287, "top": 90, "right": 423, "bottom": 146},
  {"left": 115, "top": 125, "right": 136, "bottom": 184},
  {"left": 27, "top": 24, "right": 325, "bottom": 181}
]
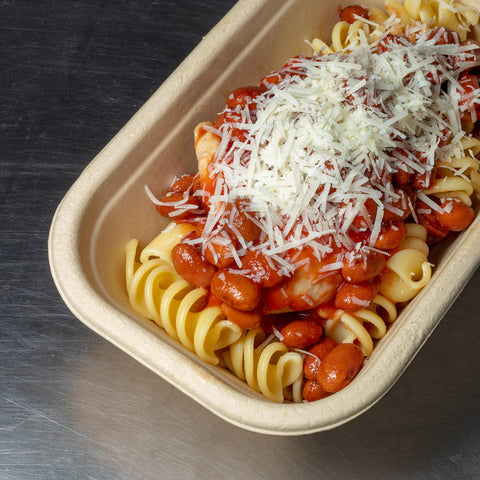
[
  {"left": 221, "top": 328, "right": 304, "bottom": 403},
  {"left": 423, "top": 137, "right": 480, "bottom": 206},
  {"left": 139, "top": 222, "right": 196, "bottom": 265},
  {"left": 379, "top": 224, "right": 433, "bottom": 302},
  {"left": 125, "top": 0, "right": 480, "bottom": 404},
  {"left": 126, "top": 238, "right": 242, "bottom": 365},
  {"left": 313, "top": 0, "right": 479, "bottom": 55},
  {"left": 324, "top": 225, "right": 431, "bottom": 354},
  {"left": 402, "top": 0, "right": 479, "bottom": 38},
  {"left": 324, "top": 294, "right": 398, "bottom": 356},
  {"left": 331, "top": 19, "right": 372, "bottom": 52}
]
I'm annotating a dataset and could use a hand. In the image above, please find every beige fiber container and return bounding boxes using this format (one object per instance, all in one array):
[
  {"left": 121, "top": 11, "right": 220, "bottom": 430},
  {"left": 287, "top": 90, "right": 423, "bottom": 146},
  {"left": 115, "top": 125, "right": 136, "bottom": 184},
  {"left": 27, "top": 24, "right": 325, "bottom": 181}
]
[{"left": 49, "top": 0, "right": 480, "bottom": 434}]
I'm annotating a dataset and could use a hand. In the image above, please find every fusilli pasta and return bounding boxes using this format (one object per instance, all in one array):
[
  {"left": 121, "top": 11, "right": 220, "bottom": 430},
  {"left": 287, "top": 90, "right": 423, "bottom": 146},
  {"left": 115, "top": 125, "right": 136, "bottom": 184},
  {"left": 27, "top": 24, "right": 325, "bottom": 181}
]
[{"left": 126, "top": 238, "right": 242, "bottom": 365}]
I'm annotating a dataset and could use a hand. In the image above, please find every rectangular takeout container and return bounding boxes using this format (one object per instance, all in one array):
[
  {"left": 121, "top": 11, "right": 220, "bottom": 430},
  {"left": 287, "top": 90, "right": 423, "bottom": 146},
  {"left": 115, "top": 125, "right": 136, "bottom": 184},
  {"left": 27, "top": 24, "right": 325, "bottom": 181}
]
[{"left": 49, "top": 0, "right": 480, "bottom": 435}]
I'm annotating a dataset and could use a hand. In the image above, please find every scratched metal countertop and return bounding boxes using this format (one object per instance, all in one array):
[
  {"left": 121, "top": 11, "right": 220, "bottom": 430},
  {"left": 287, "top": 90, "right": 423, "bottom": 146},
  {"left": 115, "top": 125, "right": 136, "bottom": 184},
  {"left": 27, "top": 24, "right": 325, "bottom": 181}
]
[{"left": 1, "top": 1, "right": 479, "bottom": 479}]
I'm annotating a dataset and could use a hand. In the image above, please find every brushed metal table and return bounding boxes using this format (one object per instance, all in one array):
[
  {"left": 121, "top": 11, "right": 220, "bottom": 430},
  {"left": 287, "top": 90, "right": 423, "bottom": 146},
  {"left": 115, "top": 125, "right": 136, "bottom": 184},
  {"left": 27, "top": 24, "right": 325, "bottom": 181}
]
[{"left": 1, "top": 1, "right": 479, "bottom": 478}]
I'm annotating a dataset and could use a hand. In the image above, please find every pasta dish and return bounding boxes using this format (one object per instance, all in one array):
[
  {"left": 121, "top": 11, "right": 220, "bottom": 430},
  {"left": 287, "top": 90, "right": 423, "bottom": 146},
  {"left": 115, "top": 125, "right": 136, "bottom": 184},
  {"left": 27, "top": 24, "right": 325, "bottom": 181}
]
[{"left": 125, "top": 0, "right": 480, "bottom": 403}]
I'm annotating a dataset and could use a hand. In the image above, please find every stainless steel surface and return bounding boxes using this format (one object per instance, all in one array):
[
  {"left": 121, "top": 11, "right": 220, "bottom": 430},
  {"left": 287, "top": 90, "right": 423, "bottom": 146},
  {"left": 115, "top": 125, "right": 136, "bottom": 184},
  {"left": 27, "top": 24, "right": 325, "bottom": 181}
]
[{"left": 1, "top": 1, "right": 479, "bottom": 478}]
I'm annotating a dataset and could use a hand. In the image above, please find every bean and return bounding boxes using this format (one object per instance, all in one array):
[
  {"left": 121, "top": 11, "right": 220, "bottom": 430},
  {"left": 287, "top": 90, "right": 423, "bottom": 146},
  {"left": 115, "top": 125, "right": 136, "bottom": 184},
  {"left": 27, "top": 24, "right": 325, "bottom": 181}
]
[
  {"left": 317, "top": 344, "right": 364, "bottom": 393},
  {"left": 203, "top": 236, "right": 236, "bottom": 269},
  {"left": 434, "top": 198, "right": 474, "bottom": 232},
  {"left": 374, "top": 220, "right": 406, "bottom": 250},
  {"left": 334, "top": 282, "right": 376, "bottom": 311},
  {"left": 170, "top": 174, "right": 197, "bottom": 193},
  {"left": 338, "top": 5, "right": 369, "bottom": 23},
  {"left": 426, "top": 27, "right": 460, "bottom": 45},
  {"left": 377, "top": 34, "right": 408, "bottom": 54},
  {"left": 227, "top": 206, "right": 261, "bottom": 242},
  {"left": 220, "top": 303, "right": 261, "bottom": 329},
  {"left": 452, "top": 40, "right": 480, "bottom": 70},
  {"left": 415, "top": 200, "right": 449, "bottom": 240},
  {"left": 259, "top": 71, "right": 285, "bottom": 87},
  {"left": 342, "top": 251, "right": 386, "bottom": 283},
  {"left": 383, "top": 189, "right": 411, "bottom": 221},
  {"left": 241, "top": 250, "right": 284, "bottom": 288},
  {"left": 280, "top": 320, "right": 323, "bottom": 350},
  {"left": 226, "top": 86, "right": 267, "bottom": 111},
  {"left": 155, "top": 191, "right": 201, "bottom": 219},
  {"left": 458, "top": 72, "right": 480, "bottom": 123},
  {"left": 210, "top": 271, "right": 262, "bottom": 311},
  {"left": 214, "top": 109, "right": 241, "bottom": 128},
  {"left": 351, "top": 198, "right": 378, "bottom": 229},
  {"left": 263, "top": 310, "right": 322, "bottom": 334},
  {"left": 393, "top": 168, "right": 412, "bottom": 187},
  {"left": 412, "top": 169, "right": 435, "bottom": 189},
  {"left": 282, "top": 56, "right": 308, "bottom": 74},
  {"left": 214, "top": 110, "right": 249, "bottom": 143},
  {"left": 302, "top": 379, "right": 331, "bottom": 402},
  {"left": 303, "top": 337, "right": 338, "bottom": 381},
  {"left": 171, "top": 243, "right": 216, "bottom": 289}
]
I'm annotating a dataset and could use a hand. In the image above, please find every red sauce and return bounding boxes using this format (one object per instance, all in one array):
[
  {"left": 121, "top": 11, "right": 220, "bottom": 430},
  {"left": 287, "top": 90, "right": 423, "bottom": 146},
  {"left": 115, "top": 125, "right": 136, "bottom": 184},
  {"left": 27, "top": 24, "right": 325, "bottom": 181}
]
[{"left": 155, "top": 13, "right": 479, "bottom": 400}]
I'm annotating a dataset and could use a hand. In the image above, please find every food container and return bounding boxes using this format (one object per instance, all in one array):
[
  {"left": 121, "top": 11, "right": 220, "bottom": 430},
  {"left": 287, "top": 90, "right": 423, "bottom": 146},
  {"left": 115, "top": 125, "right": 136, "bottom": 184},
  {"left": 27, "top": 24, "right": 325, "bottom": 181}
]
[{"left": 48, "top": 0, "right": 480, "bottom": 435}]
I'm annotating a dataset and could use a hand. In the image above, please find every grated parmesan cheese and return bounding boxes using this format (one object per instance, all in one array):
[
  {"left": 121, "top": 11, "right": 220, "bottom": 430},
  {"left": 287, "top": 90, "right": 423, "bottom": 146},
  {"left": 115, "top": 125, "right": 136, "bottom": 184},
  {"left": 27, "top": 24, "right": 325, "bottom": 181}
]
[{"left": 197, "top": 28, "right": 480, "bottom": 274}]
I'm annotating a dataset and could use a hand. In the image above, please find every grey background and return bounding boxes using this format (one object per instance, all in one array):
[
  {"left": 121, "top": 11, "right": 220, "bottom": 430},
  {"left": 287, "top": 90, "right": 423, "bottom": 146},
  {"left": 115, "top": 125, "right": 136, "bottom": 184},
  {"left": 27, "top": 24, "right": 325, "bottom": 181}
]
[{"left": 1, "top": 1, "right": 479, "bottom": 478}]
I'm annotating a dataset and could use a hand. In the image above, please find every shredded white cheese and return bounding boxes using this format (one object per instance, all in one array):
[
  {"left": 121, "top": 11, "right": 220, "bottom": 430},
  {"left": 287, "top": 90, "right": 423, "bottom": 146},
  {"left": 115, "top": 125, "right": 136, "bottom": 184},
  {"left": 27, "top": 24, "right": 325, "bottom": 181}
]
[{"left": 199, "top": 28, "right": 480, "bottom": 275}]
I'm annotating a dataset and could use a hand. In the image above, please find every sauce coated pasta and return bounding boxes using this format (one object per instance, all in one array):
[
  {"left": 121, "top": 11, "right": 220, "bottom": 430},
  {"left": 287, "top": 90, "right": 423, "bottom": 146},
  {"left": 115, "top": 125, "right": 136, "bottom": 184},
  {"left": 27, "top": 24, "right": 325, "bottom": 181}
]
[{"left": 127, "top": 0, "right": 480, "bottom": 402}]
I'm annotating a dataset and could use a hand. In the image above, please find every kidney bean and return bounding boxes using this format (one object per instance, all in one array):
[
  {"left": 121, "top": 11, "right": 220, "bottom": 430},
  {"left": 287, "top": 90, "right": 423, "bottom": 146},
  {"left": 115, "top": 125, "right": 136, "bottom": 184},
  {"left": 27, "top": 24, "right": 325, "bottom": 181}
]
[
  {"left": 374, "top": 220, "right": 407, "bottom": 250},
  {"left": 194, "top": 217, "right": 207, "bottom": 238},
  {"left": 334, "top": 282, "right": 376, "bottom": 311},
  {"left": 351, "top": 198, "right": 378, "bottom": 229},
  {"left": 317, "top": 343, "right": 364, "bottom": 393},
  {"left": 377, "top": 34, "right": 408, "bottom": 54},
  {"left": 346, "top": 228, "right": 370, "bottom": 245},
  {"left": 451, "top": 39, "right": 480, "bottom": 71},
  {"left": 412, "top": 170, "right": 435, "bottom": 190},
  {"left": 214, "top": 110, "right": 250, "bottom": 144},
  {"left": 220, "top": 303, "right": 261, "bottom": 329},
  {"left": 215, "top": 109, "right": 242, "bottom": 128},
  {"left": 434, "top": 198, "right": 474, "bottom": 232},
  {"left": 426, "top": 27, "right": 460, "bottom": 45},
  {"left": 227, "top": 206, "right": 261, "bottom": 242},
  {"left": 203, "top": 236, "right": 236, "bottom": 269},
  {"left": 390, "top": 148, "right": 413, "bottom": 186},
  {"left": 393, "top": 168, "right": 412, "bottom": 187},
  {"left": 155, "top": 191, "right": 201, "bottom": 219},
  {"left": 259, "top": 71, "right": 285, "bottom": 87},
  {"left": 263, "top": 310, "right": 323, "bottom": 334},
  {"left": 457, "top": 72, "right": 480, "bottom": 123},
  {"left": 338, "top": 4, "right": 369, "bottom": 23},
  {"left": 170, "top": 174, "right": 197, "bottom": 193},
  {"left": 210, "top": 270, "right": 262, "bottom": 311},
  {"left": 303, "top": 337, "right": 338, "bottom": 381},
  {"left": 416, "top": 200, "right": 449, "bottom": 240},
  {"left": 383, "top": 189, "right": 411, "bottom": 222},
  {"left": 280, "top": 57, "right": 308, "bottom": 79},
  {"left": 302, "top": 379, "right": 331, "bottom": 402},
  {"left": 171, "top": 243, "right": 217, "bottom": 289},
  {"left": 226, "top": 86, "right": 267, "bottom": 111},
  {"left": 241, "top": 250, "right": 284, "bottom": 288},
  {"left": 342, "top": 251, "right": 386, "bottom": 283},
  {"left": 280, "top": 320, "right": 323, "bottom": 350}
]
